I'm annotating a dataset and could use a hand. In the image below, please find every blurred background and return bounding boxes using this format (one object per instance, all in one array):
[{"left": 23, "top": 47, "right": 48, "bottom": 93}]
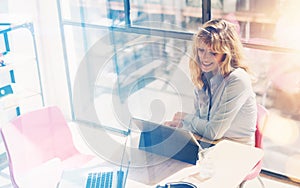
[{"left": 1, "top": 0, "right": 300, "bottom": 186}]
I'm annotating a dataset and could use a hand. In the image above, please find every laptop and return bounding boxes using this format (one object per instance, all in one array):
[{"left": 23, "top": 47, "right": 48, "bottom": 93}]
[
  {"left": 84, "top": 165, "right": 127, "bottom": 188},
  {"left": 58, "top": 136, "right": 130, "bottom": 188},
  {"left": 131, "top": 117, "right": 202, "bottom": 165}
]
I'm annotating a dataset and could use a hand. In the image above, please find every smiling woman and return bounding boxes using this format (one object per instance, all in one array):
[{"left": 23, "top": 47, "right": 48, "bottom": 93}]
[{"left": 164, "top": 18, "right": 257, "bottom": 146}]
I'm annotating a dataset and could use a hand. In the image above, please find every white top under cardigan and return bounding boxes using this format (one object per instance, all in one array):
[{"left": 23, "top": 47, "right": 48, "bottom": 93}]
[{"left": 182, "top": 68, "right": 257, "bottom": 146}]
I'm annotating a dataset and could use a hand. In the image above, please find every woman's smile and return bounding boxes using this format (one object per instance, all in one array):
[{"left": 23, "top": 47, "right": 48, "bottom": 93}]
[
  {"left": 201, "top": 61, "right": 213, "bottom": 67},
  {"left": 200, "top": 61, "right": 216, "bottom": 72}
]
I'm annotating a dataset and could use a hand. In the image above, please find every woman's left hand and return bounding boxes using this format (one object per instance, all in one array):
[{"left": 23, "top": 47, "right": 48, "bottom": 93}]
[
  {"left": 164, "top": 120, "right": 183, "bottom": 128},
  {"left": 172, "top": 112, "right": 188, "bottom": 121}
]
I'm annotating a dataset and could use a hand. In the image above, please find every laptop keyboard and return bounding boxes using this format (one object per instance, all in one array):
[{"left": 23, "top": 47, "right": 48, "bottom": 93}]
[{"left": 86, "top": 171, "right": 113, "bottom": 188}]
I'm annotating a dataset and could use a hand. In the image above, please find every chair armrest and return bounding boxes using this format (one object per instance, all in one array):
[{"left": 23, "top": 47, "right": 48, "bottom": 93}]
[{"left": 193, "top": 134, "right": 221, "bottom": 148}]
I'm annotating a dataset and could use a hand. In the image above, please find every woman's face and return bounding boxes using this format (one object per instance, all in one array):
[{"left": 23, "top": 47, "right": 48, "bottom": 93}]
[{"left": 197, "top": 42, "right": 224, "bottom": 74}]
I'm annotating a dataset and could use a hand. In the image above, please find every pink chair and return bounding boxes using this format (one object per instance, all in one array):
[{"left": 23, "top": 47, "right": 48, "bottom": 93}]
[
  {"left": 0, "top": 106, "right": 95, "bottom": 187},
  {"left": 239, "top": 104, "right": 269, "bottom": 188}
]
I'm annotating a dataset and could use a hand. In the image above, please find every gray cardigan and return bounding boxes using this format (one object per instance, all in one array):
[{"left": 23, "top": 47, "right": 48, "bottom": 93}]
[{"left": 182, "top": 68, "right": 257, "bottom": 145}]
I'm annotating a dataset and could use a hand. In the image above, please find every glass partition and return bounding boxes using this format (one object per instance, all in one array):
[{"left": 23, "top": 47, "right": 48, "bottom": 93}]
[
  {"left": 59, "top": 0, "right": 123, "bottom": 26},
  {"left": 130, "top": 0, "right": 182, "bottom": 27},
  {"left": 61, "top": 21, "right": 195, "bottom": 133},
  {"left": 209, "top": 0, "right": 300, "bottom": 50}
]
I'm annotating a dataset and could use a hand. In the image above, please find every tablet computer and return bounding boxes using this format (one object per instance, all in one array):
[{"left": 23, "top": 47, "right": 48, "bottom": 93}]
[{"left": 131, "top": 117, "right": 201, "bottom": 165}]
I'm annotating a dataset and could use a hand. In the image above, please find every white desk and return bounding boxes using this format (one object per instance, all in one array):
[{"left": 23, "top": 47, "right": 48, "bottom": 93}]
[
  {"left": 58, "top": 139, "right": 263, "bottom": 188},
  {"left": 153, "top": 140, "right": 264, "bottom": 188}
]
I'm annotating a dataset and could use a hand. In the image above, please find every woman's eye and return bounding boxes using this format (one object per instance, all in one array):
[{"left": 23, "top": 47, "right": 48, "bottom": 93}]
[
  {"left": 210, "top": 52, "right": 217, "bottom": 56},
  {"left": 198, "top": 49, "right": 205, "bottom": 53}
]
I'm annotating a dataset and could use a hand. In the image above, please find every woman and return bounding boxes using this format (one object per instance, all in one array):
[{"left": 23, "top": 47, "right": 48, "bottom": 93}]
[{"left": 165, "top": 18, "right": 257, "bottom": 145}]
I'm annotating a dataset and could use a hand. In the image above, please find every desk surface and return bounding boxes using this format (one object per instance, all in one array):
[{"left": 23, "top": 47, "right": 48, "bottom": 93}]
[
  {"left": 126, "top": 139, "right": 263, "bottom": 188},
  {"left": 58, "top": 139, "right": 263, "bottom": 188}
]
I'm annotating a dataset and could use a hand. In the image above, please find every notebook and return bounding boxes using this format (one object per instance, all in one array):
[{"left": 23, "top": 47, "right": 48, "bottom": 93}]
[{"left": 131, "top": 117, "right": 201, "bottom": 165}]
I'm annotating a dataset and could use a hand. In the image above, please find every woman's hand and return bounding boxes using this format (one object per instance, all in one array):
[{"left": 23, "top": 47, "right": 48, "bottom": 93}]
[
  {"left": 172, "top": 112, "right": 188, "bottom": 121},
  {"left": 164, "top": 112, "right": 188, "bottom": 128},
  {"left": 164, "top": 120, "right": 183, "bottom": 128}
]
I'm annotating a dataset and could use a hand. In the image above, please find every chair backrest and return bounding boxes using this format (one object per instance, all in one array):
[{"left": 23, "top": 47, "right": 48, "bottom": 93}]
[
  {"left": 255, "top": 104, "right": 269, "bottom": 149},
  {"left": 242, "top": 104, "right": 269, "bottom": 182},
  {"left": 0, "top": 106, "right": 80, "bottom": 178}
]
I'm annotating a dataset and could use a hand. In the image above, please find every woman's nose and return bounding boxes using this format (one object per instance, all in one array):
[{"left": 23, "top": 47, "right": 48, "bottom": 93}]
[{"left": 201, "top": 51, "right": 211, "bottom": 61}]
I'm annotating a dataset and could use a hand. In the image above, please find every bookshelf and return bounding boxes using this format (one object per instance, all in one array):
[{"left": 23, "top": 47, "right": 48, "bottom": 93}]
[
  {"left": 0, "top": 20, "right": 44, "bottom": 117},
  {"left": 0, "top": 19, "right": 44, "bottom": 172}
]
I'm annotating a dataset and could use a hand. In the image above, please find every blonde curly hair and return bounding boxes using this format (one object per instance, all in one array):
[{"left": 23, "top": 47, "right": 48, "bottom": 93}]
[{"left": 189, "top": 18, "right": 249, "bottom": 89}]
